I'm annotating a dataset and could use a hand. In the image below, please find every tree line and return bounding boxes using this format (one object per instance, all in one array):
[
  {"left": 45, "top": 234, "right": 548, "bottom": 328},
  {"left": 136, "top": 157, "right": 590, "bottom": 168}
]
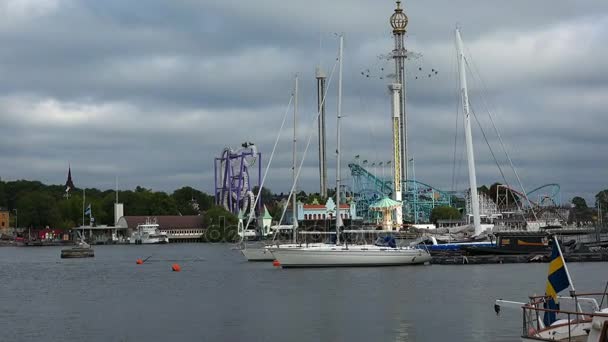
[
  {"left": 0, "top": 180, "right": 215, "bottom": 229},
  {"left": 1, "top": 179, "right": 606, "bottom": 229}
]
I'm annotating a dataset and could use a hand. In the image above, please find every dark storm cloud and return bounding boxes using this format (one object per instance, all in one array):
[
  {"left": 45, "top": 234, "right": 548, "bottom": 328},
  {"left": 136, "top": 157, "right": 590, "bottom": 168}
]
[{"left": 0, "top": 0, "right": 606, "bottom": 204}]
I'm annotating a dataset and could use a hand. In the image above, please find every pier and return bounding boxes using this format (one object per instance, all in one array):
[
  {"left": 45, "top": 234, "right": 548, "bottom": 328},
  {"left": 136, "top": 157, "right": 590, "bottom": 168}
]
[{"left": 431, "top": 251, "right": 608, "bottom": 265}]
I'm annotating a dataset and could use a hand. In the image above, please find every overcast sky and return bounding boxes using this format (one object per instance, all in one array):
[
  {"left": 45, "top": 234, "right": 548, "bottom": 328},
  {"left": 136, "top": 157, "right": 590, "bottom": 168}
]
[{"left": 0, "top": 0, "right": 606, "bottom": 204}]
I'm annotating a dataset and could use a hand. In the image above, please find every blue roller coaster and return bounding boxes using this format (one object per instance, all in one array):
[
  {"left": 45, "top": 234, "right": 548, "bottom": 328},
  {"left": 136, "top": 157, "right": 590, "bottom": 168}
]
[{"left": 348, "top": 163, "right": 452, "bottom": 223}]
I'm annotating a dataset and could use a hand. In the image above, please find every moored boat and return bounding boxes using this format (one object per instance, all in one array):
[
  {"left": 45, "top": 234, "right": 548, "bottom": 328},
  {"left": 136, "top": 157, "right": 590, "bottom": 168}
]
[
  {"left": 61, "top": 240, "right": 94, "bottom": 258},
  {"left": 129, "top": 219, "right": 169, "bottom": 244},
  {"left": 464, "top": 231, "right": 551, "bottom": 255},
  {"left": 495, "top": 237, "right": 608, "bottom": 341},
  {"left": 61, "top": 247, "right": 95, "bottom": 258},
  {"left": 270, "top": 244, "right": 431, "bottom": 268},
  {"left": 241, "top": 246, "right": 275, "bottom": 261}
]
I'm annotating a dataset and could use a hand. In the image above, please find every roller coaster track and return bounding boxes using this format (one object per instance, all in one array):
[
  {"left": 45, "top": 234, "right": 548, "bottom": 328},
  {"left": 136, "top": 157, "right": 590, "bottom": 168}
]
[
  {"left": 496, "top": 183, "right": 561, "bottom": 208},
  {"left": 348, "top": 163, "right": 452, "bottom": 223}
]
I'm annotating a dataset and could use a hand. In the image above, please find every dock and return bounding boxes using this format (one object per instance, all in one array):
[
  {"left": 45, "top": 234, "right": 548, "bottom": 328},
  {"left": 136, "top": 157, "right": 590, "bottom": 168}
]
[{"left": 431, "top": 252, "right": 608, "bottom": 265}]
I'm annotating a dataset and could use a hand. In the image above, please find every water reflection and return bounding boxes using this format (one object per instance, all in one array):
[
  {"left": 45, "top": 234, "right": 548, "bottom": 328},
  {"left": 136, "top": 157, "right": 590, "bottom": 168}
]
[{"left": 0, "top": 245, "right": 606, "bottom": 342}]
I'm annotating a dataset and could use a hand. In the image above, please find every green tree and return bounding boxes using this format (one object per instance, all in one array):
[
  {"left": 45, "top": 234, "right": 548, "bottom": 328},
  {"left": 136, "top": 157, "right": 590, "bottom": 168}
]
[
  {"left": 487, "top": 183, "right": 521, "bottom": 206},
  {"left": 450, "top": 196, "right": 466, "bottom": 211},
  {"left": 252, "top": 186, "right": 274, "bottom": 207},
  {"left": 17, "top": 192, "right": 61, "bottom": 229},
  {"left": 0, "top": 180, "right": 6, "bottom": 208},
  {"left": 596, "top": 190, "right": 608, "bottom": 209},
  {"left": 478, "top": 185, "right": 490, "bottom": 196},
  {"left": 203, "top": 205, "right": 238, "bottom": 242},
  {"left": 568, "top": 196, "right": 593, "bottom": 224},
  {"left": 58, "top": 194, "right": 85, "bottom": 227},
  {"left": 571, "top": 196, "right": 588, "bottom": 209},
  {"left": 429, "top": 206, "right": 461, "bottom": 225},
  {"left": 306, "top": 192, "right": 326, "bottom": 205},
  {"left": 172, "top": 186, "right": 208, "bottom": 215}
]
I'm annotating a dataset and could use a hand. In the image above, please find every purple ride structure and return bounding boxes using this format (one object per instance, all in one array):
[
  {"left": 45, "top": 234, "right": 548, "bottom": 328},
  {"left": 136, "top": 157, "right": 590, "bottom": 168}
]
[{"left": 214, "top": 142, "right": 262, "bottom": 217}]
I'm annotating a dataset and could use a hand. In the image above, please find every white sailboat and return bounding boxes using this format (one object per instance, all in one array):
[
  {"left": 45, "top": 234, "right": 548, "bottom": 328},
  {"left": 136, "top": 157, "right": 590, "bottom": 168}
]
[
  {"left": 495, "top": 238, "right": 608, "bottom": 341},
  {"left": 270, "top": 35, "right": 431, "bottom": 268},
  {"left": 241, "top": 75, "right": 327, "bottom": 261},
  {"left": 409, "top": 28, "right": 496, "bottom": 252}
]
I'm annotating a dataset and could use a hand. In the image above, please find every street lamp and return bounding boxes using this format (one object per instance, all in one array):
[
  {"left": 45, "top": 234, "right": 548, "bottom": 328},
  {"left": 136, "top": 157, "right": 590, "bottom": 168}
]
[{"left": 409, "top": 158, "right": 418, "bottom": 224}]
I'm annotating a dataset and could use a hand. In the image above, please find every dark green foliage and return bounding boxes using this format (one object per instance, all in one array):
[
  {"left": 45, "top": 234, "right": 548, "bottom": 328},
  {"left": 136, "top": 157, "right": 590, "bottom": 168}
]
[
  {"left": 202, "top": 205, "right": 238, "bottom": 242},
  {"left": 571, "top": 196, "right": 588, "bottom": 209},
  {"left": 487, "top": 183, "right": 521, "bottom": 206},
  {"left": 594, "top": 190, "right": 608, "bottom": 210},
  {"left": 0, "top": 179, "right": 217, "bottom": 229},
  {"left": 16, "top": 192, "right": 62, "bottom": 228},
  {"left": 252, "top": 186, "right": 273, "bottom": 206},
  {"left": 429, "top": 206, "right": 462, "bottom": 224},
  {"left": 568, "top": 196, "right": 594, "bottom": 224},
  {"left": 450, "top": 196, "right": 466, "bottom": 211}
]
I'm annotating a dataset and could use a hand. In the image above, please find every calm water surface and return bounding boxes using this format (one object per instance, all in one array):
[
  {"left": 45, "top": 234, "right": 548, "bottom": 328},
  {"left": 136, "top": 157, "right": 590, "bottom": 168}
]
[{"left": 0, "top": 244, "right": 606, "bottom": 341}]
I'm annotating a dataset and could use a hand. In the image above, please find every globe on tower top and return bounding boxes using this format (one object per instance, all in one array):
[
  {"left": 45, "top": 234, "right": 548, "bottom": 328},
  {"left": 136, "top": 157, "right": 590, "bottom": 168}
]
[{"left": 390, "top": 1, "right": 408, "bottom": 34}]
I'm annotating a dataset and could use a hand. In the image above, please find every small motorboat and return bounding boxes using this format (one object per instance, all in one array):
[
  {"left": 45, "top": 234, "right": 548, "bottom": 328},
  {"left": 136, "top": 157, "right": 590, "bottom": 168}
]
[{"left": 61, "top": 240, "right": 94, "bottom": 258}]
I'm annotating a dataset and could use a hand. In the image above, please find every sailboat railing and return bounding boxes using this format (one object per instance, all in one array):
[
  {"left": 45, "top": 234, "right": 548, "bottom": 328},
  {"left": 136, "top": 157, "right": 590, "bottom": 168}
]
[{"left": 520, "top": 298, "right": 608, "bottom": 341}]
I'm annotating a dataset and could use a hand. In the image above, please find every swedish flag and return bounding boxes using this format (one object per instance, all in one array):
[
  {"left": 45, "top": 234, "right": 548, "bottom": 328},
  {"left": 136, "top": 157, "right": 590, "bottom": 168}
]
[{"left": 543, "top": 240, "right": 570, "bottom": 326}]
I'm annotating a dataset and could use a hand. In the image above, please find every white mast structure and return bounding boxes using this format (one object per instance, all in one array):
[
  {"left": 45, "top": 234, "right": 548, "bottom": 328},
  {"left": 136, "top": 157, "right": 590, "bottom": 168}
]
[
  {"left": 456, "top": 28, "right": 482, "bottom": 236},
  {"left": 389, "top": 83, "right": 403, "bottom": 229},
  {"left": 292, "top": 75, "right": 299, "bottom": 243},
  {"left": 335, "top": 35, "right": 343, "bottom": 245}
]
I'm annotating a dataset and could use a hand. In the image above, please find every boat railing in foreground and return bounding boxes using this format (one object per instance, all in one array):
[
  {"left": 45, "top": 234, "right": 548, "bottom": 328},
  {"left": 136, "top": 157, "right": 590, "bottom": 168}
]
[{"left": 520, "top": 293, "right": 608, "bottom": 341}]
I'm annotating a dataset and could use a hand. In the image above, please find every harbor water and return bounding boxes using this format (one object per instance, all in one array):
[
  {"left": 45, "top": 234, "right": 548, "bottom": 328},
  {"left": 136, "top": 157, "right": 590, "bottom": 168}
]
[{"left": 0, "top": 244, "right": 605, "bottom": 341}]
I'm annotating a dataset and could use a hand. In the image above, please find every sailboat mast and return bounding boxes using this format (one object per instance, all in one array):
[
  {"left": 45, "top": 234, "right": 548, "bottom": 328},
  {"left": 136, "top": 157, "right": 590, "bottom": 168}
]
[
  {"left": 456, "top": 28, "right": 482, "bottom": 236},
  {"left": 335, "top": 35, "right": 343, "bottom": 245},
  {"left": 292, "top": 75, "right": 299, "bottom": 243},
  {"left": 115, "top": 176, "right": 118, "bottom": 204},
  {"left": 82, "top": 188, "right": 85, "bottom": 227}
]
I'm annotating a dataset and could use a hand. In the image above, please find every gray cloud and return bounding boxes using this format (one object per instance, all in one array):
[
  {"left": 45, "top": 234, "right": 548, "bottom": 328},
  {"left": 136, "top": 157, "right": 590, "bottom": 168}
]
[{"left": 0, "top": 0, "right": 606, "bottom": 205}]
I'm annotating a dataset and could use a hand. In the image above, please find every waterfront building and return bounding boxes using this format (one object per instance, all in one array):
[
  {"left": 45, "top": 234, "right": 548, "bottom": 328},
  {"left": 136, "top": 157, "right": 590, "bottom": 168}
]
[
  {"left": 116, "top": 215, "right": 205, "bottom": 243},
  {"left": 0, "top": 208, "right": 9, "bottom": 233},
  {"left": 72, "top": 225, "right": 129, "bottom": 244},
  {"left": 284, "top": 198, "right": 357, "bottom": 224}
]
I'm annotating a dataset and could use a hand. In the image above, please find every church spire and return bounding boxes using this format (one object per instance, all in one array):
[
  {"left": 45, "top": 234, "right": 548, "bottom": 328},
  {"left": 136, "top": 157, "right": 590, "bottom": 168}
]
[{"left": 65, "top": 165, "right": 75, "bottom": 196}]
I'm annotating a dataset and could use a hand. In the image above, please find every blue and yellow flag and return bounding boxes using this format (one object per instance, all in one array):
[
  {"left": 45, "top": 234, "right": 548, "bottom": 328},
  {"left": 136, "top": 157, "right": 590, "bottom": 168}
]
[{"left": 543, "top": 240, "right": 570, "bottom": 326}]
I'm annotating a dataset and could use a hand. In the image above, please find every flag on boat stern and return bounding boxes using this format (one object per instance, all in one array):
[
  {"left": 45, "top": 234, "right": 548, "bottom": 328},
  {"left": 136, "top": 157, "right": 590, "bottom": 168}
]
[
  {"left": 84, "top": 204, "right": 92, "bottom": 216},
  {"left": 543, "top": 240, "right": 570, "bottom": 326}
]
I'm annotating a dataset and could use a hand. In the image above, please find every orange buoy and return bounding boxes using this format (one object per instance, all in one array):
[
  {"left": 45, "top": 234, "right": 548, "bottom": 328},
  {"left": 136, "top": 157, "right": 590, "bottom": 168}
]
[
  {"left": 272, "top": 260, "right": 281, "bottom": 267},
  {"left": 136, "top": 259, "right": 143, "bottom": 265},
  {"left": 171, "top": 263, "right": 181, "bottom": 272}
]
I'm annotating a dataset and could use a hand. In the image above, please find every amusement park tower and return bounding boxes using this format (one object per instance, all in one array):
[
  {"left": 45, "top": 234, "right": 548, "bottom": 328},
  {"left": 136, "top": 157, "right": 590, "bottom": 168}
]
[
  {"left": 390, "top": 1, "right": 409, "bottom": 183},
  {"left": 389, "top": 84, "right": 403, "bottom": 226}
]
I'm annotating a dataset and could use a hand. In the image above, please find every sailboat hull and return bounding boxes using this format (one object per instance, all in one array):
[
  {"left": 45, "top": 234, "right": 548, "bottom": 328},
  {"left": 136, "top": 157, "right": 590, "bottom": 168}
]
[
  {"left": 270, "top": 246, "right": 431, "bottom": 268},
  {"left": 241, "top": 247, "right": 275, "bottom": 261},
  {"left": 241, "top": 243, "right": 331, "bottom": 262}
]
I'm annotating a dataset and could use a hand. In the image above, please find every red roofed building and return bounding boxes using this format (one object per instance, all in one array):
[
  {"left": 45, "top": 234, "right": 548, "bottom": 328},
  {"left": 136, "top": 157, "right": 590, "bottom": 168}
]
[{"left": 285, "top": 197, "right": 357, "bottom": 224}]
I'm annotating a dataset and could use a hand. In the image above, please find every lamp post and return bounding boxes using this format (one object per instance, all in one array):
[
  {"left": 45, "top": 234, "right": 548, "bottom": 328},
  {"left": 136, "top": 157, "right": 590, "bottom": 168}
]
[{"left": 409, "top": 158, "right": 418, "bottom": 223}]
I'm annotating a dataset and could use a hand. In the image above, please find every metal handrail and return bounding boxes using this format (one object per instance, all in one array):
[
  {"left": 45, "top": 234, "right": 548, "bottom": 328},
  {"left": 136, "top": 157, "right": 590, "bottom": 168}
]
[
  {"left": 528, "top": 292, "right": 608, "bottom": 300},
  {"left": 522, "top": 304, "right": 608, "bottom": 317}
]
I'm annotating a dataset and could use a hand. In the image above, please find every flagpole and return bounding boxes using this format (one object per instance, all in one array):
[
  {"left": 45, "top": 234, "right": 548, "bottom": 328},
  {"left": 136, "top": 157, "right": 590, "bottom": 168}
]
[
  {"left": 554, "top": 236, "right": 576, "bottom": 293},
  {"left": 554, "top": 236, "right": 582, "bottom": 315}
]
